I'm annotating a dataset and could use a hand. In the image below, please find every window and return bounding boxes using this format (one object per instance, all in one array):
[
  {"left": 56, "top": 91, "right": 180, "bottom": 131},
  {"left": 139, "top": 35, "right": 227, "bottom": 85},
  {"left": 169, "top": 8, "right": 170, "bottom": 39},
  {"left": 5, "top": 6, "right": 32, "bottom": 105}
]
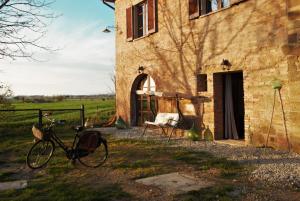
[
  {"left": 141, "top": 76, "right": 156, "bottom": 92},
  {"left": 126, "top": 0, "right": 157, "bottom": 41},
  {"left": 189, "top": 0, "right": 230, "bottom": 19},
  {"left": 136, "top": 75, "right": 157, "bottom": 125},
  {"left": 134, "top": 2, "right": 148, "bottom": 38},
  {"left": 197, "top": 74, "right": 208, "bottom": 92},
  {"left": 221, "top": 0, "right": 230, "bottom": 8}
]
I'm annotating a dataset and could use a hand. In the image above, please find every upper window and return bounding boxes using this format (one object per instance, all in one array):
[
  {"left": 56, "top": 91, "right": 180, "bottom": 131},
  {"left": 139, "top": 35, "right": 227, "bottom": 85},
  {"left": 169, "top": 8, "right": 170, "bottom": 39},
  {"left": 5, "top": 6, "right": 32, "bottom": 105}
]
[
  {"left": 126, "top": 0, "right": 157, "bottom": 41},
  {"left": 222, "top": 0, "right": 230, "bottom": 8},
  {"left": 189, "top": 0, "right": 230, "bottom": 19},
  {"left": 134, "top": 2, "right": 148, "bottom": 38}
]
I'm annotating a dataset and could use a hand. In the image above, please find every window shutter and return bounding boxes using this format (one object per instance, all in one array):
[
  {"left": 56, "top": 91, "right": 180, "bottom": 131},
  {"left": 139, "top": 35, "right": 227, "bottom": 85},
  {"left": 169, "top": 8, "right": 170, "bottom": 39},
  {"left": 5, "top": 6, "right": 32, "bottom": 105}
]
[
  {"left": 200, "top": 0, "right": 206, "bottom": 15},
  {"left": 126, "top": 6, "right": 133, "bottom": 41},
  {"left": 189, "top": 0, "right": 200, "bottom": 19},
  {"left": 148, "top": 0, "right": 157, "bottom": 34}
]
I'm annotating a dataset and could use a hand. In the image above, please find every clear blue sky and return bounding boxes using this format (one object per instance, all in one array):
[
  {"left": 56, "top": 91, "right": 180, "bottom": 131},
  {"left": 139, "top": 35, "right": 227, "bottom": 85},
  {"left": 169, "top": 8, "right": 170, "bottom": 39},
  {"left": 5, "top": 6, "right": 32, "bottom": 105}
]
[
  {"left": 0, "top": 0, "right": 116, "bottom": 95},
  {"left": 52, "top": 0, "right": 114, "bottom": 26}
]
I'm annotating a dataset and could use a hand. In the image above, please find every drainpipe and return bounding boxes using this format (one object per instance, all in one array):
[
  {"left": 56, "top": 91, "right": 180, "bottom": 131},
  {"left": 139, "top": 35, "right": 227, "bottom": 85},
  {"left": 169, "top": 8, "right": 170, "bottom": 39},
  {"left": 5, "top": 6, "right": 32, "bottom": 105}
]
[{"left": 102, "top": 0, "right": 115, "bottom": 10}]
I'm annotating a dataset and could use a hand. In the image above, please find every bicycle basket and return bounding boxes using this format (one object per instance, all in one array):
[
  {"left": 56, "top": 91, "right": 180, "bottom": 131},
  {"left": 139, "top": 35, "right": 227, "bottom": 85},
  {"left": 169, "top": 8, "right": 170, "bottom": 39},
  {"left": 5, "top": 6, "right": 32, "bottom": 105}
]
[
  {"left": 77, "top": 131, "right": 100, "bottom": 153},
  {"left": 32, "top": 125, "right": 50, "bottom": 140}
]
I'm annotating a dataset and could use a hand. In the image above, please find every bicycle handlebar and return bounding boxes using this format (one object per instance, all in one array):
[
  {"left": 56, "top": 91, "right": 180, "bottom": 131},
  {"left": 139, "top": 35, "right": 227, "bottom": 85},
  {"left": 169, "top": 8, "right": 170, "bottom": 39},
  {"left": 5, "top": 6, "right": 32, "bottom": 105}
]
[{"left": 43, "top": 114, "right": 66, "bottom": 127}]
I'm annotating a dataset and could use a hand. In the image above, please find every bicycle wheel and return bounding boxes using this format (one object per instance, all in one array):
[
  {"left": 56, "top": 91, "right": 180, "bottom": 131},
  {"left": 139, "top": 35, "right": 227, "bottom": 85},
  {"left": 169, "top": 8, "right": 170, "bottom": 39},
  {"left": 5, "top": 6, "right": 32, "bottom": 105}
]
[
  {"left": 77, "top": 134, "right": 108, "bottom": 168},
  {"left": 26, "top": 140, "right": 55, "bottom": 169}
]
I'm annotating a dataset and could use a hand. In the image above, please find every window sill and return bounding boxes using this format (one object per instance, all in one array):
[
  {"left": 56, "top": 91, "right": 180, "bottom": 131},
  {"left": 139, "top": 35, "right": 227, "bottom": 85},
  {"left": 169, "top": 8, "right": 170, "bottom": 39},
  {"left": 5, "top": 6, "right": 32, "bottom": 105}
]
[
  {"left": 130, "top": 32, "right": 156, "bottom": 42},
  {"left": 199, "top": 6, "right": 232, "bottom": 18},
  {"left": 133, "top": 34, "right": 148, "bottom": 41}
]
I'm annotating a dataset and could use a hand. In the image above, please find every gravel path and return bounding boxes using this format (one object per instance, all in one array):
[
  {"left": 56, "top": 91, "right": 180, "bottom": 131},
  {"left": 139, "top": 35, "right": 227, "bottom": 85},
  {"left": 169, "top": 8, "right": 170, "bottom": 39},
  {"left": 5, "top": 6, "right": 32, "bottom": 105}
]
[{"left": 97, "top": 127, "right": 300, "bottom": 190}]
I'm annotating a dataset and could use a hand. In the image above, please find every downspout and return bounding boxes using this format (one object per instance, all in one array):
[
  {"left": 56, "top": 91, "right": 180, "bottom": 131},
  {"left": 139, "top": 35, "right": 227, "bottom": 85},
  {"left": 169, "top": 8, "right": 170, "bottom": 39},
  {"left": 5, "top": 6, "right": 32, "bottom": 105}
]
[{"left": 102, "top": 0, "right": 115, "bottom": 10}]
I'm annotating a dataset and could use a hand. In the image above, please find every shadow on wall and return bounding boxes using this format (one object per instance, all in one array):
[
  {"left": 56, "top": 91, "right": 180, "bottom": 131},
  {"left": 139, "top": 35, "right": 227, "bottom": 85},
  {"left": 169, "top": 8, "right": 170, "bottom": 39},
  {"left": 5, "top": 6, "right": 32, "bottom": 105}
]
[{"left": 120, "top": 0, "right": 288, "bottom": 135}]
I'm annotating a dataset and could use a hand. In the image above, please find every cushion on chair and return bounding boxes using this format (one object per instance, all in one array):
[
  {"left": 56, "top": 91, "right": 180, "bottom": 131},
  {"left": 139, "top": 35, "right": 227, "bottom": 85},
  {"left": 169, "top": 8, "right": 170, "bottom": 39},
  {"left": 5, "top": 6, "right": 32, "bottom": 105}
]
[
  {"left": 154, "top": 113, "right": 170, "bottom": 125},
  {"left": 167, "top": 113, "right": 179, "bottom": 126}
]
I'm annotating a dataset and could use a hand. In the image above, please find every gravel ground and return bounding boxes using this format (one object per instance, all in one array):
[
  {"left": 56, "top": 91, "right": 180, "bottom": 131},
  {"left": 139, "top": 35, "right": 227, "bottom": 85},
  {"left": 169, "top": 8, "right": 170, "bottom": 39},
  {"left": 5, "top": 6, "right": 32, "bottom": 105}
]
[{"left": 97, "top": 127, "right": 300, "bottom": 190}]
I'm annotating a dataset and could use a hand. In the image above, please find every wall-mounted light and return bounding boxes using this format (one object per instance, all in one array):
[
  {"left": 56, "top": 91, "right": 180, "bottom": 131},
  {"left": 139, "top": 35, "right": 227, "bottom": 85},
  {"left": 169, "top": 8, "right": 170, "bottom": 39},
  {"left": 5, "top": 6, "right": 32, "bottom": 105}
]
[
  {"left": 138, "top": 66, "right": 145, "bottom": 74},
  {"left": 102, "top": 26, "right": 117, "bottom": 33},
  {"left": 102, "top": 0, "right": 115, "bottom": 10},
  {"left": 221, "top": 59, "right": 231, "bottom": 70}
]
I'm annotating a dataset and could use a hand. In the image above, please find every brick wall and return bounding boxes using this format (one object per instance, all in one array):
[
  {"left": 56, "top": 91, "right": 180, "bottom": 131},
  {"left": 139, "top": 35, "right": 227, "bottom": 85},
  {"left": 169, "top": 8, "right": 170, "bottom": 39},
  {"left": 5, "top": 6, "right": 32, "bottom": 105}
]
[
  {"left": 286, "top": 0, "right": 300, "bottom": 152},
  {"left": 114, "top": 0, "right": 300, "bottom": 153}
]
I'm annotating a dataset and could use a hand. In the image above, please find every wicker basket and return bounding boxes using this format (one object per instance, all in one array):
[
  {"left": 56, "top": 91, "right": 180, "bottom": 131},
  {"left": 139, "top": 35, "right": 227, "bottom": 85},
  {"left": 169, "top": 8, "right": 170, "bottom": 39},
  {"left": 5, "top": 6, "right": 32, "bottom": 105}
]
[{"left": 32, "top": 125, "right": 49, "bottom": 140}]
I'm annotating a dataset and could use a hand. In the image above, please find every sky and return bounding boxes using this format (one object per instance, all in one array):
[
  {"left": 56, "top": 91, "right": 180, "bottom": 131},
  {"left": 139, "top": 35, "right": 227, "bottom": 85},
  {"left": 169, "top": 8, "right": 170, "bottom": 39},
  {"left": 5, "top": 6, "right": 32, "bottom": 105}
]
[{"left": 0, "top": 0, "right": 115, "bottom": 96}]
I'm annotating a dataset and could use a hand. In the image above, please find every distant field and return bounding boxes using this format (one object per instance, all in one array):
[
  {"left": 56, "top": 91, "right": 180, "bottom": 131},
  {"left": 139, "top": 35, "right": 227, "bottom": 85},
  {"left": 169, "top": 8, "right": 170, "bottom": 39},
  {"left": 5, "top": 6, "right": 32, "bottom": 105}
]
[{"left": 0, "top": 98, "right": 115, "bottom": 137}]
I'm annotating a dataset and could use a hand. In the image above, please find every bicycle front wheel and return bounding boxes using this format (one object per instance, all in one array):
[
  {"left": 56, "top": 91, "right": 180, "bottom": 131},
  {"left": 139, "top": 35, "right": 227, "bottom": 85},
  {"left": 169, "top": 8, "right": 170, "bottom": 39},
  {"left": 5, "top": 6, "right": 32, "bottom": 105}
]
[
  {"left": 77, "top": 137, "right": 108, "bottom": 168},
  {"left": 26, "top": 140, "right": 55, "bottom": 169}
]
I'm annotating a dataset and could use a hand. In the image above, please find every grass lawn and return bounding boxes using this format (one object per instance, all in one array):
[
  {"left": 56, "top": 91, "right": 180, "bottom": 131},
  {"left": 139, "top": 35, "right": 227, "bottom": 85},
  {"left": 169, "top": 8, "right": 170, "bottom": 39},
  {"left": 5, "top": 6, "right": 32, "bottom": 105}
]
[
  {"left": 0, "top": 128, "right": 250, "bottom": 201},
  {"left": 0, "top": 98, "right": 115, "bottom": 146},
  {"left": 0, "top": 98, "right": 115, "bottom": 129}
]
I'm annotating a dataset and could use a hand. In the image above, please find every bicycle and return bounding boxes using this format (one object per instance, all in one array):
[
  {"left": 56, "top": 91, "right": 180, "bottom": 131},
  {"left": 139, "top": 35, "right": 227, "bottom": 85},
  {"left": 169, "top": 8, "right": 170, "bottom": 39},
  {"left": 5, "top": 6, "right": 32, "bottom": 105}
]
[{"left": 26, "top": 113, "right": 108, "bottom": 169}]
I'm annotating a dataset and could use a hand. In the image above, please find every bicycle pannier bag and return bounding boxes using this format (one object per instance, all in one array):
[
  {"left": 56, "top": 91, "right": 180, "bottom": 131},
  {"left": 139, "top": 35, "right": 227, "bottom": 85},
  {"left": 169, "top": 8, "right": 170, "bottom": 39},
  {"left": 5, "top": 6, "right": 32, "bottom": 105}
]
[{"left": 78, "top": 131, "right": 100, "bottom": 153}]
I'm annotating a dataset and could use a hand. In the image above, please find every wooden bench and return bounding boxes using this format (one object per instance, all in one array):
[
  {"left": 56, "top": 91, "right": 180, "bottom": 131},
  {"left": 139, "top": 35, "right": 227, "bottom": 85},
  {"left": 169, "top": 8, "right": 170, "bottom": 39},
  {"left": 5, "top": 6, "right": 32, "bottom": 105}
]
[{"left": 141, "top": 113, "right": 180, "bottom": 141}]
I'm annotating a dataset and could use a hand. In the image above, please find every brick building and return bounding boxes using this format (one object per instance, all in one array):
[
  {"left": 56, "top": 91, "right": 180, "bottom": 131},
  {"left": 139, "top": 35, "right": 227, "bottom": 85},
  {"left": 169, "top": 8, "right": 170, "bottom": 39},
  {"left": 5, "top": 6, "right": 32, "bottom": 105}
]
[{"left": 103, "top": 0, "right": 300, "bottom": 153}]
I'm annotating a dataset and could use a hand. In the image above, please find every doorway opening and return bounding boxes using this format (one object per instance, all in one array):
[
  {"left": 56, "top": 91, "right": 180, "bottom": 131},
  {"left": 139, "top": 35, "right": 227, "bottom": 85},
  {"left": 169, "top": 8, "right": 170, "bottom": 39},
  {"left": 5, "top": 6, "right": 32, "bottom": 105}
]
[
  {"left": 130, "top": 74, "right": 157, "bottom": 126},
  {"left": 213, "top": 71, "right": 244, "bottom": 140}
]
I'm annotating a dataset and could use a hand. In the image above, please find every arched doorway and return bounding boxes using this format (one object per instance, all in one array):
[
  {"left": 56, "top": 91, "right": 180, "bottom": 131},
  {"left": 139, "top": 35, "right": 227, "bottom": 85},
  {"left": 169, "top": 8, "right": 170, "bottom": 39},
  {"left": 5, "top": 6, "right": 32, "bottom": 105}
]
[{"left": 130, "top": 74, "right": 157, "bottom": 126}]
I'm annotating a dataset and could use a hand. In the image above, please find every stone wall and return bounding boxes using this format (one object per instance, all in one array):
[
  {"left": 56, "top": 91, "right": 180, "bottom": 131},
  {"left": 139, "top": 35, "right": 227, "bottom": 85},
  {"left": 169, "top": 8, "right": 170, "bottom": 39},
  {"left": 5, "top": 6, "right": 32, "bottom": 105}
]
[
  {"left": 114, "top": 0, "right": 300, "bottom": 152},
  {"left": 285, "top": 0, "right": 300, "bottom": 152}
]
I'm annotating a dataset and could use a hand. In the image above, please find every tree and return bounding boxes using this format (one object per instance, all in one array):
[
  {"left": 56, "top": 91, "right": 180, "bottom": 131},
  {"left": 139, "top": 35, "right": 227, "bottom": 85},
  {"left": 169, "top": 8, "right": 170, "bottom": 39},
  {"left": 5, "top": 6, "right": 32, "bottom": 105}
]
[
  {"left": 0, "top": 82, "right": 12, "bottom": 101},
  {"left": 0, "top": 82, "right": 14, "bottom": 120},
  {"left": 107, "top": 71, "right": 116, "bottom": 95},
  {"left": 0, "top": 0, "right": 56, "bottom": 60}
]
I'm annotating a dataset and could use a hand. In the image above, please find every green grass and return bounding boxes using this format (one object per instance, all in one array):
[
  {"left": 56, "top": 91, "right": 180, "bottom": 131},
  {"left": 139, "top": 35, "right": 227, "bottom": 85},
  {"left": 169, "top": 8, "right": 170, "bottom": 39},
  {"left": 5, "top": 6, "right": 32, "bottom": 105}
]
[
  {"left": 0, "top": 178, "right": 131, "bottom": 201},
  {"left": 106, "top": 138, "right": 248, "bottom": 182},
  {"left": 0, "top": 98, "right": 115, "bottom": 130},
  {"left": 0, "top": 172, "right": 17, "bottom": 182},
  {"left": 173, "top": 150, "right": 245, "bottom": 179},
  {"left": 0, "top": 98, "right": 115, "bottom": 153},
  {"left": 0, "top": 132, "right": 252, "bottom": 201},
  {"left": 0, "top": 128, "right": 132, "bottom": 201}
]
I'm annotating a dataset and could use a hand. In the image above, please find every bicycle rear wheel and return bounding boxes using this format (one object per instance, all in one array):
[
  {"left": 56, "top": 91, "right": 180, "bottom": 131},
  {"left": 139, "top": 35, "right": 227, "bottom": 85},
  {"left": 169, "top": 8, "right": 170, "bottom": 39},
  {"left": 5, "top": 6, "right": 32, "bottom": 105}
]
[
  {"left": 26, "top": 140, "right": 55, "bottom": 169},
  {"left": 77, "top": 134, "right": 108, "bottom": 168}
]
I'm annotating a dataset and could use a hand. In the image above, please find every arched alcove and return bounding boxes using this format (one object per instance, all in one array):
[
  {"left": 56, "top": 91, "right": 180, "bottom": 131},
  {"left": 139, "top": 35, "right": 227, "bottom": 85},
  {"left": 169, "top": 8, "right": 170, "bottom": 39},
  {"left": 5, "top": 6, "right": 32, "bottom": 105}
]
[{"left": 130, "top": 74, "right": 156, "bottom": 126}]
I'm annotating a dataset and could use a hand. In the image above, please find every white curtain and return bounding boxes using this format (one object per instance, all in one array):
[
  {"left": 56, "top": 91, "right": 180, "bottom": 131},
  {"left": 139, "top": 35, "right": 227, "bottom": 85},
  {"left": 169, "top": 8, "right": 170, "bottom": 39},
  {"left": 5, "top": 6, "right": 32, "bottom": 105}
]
[
  {"left": 222, "top": 0, "right": 230, "bottom": 8},
  {"left": 224, "top": 74, "right": 239, "bottom": 139}
]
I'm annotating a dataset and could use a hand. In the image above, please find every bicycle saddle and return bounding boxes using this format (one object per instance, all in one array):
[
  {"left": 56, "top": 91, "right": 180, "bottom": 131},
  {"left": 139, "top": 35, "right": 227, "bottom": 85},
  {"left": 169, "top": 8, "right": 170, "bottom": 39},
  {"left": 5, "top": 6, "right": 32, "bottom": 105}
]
[{"left": 74, "top": 125, "right": 84, "bottom": 132}]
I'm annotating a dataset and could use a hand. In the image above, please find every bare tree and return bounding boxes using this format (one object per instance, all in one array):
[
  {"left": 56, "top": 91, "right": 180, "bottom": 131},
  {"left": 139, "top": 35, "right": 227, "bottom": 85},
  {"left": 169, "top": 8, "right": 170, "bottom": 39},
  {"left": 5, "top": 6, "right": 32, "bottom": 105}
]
[
  {"left": 0, "top": 0, "right": 57, "bottom": 60},
  {"left": 107, "top": 71, "right": 116, "bottom": 94}
]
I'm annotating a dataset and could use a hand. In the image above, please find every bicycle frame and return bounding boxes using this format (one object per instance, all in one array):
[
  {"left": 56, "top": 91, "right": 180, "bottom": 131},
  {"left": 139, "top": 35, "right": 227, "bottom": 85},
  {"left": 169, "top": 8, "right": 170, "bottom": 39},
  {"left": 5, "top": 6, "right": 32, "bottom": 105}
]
[
  {"left": 50, "top": 130, "right": 79, "bottom": 153},
  {"left": 44, "top": 115, "right": 80, "bottom": 158}
]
